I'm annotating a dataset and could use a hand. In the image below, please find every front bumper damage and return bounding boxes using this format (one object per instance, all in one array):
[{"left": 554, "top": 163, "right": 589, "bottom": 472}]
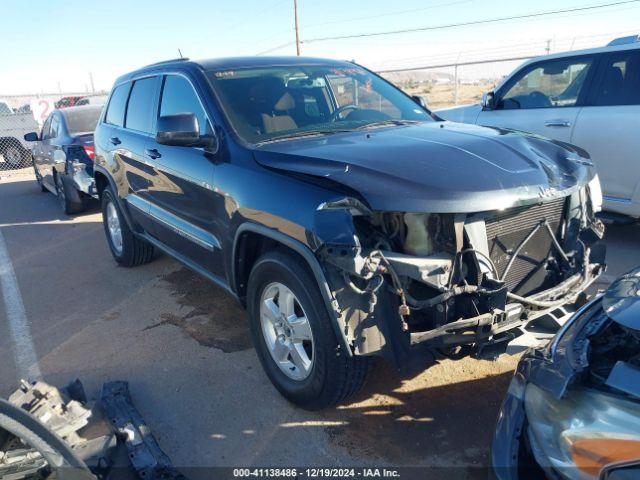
[{"left": 313, "top": 190, "right": 606, "bottom": 363}]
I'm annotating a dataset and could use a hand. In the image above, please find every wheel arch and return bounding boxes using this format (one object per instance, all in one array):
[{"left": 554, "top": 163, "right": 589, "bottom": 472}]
[
  {"left": 232, "top": 223, "right": 353, "bottom": 356},
  {"left": 93, "top": 166, "right": 136, "bottom": 232}
]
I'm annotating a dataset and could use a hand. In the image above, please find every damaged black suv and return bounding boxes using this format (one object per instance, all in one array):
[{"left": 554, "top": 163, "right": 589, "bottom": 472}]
[{"left": 93, "top": 56, "right": 605, "bottom": 409}]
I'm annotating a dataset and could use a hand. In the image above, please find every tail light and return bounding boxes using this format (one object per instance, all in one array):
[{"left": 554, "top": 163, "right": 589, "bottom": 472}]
[{"left": 83, "top": 145, "right": 95, "bottom": 160}]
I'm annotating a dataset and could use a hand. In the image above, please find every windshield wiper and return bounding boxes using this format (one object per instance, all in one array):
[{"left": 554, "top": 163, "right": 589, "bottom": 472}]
[
  {"left": 255, "top": 129, "right": 353, "bottom": 145},
  {"left": 355, "top": 119, "right": 422, "bottom": 130}
]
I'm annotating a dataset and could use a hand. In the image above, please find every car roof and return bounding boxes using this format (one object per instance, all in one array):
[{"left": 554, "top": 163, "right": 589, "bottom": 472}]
[
  {"left": 112, "top": 56, "right": 355, "bottom": 85},
  {"left": 515, "top": 36, "right": 640, "bottom": 68}
]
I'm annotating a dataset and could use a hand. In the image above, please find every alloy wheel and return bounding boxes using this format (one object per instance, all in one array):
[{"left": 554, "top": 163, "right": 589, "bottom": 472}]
[
  {"left": 55, "top": 174, "right": 66, "bottom": 209},
  {"left": 260, "top": 282, "right": 314, "bottom": 381},
  {"left": 106, "top": 201, "right": 123, "bottom": 255}
]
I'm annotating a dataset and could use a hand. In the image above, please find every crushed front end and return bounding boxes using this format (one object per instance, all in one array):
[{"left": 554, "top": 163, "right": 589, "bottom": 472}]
[{"left": 314, "top": 180, "right": 605, "bottom": 363}]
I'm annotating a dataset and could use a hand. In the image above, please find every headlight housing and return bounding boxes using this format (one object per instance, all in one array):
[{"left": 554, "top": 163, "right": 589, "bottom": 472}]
[
  {"left": 525, "top": 383, "right": 640, "bottom": 480},
  {"left": 587, "top": 174, "right": 603, "bottom": 214}
]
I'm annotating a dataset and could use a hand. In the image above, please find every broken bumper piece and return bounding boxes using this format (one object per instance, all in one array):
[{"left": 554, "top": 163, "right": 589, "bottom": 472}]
[
  {"left": 101, "top": 381, "right": 186, "bottom": 480},
  {"left": 1, "top": 380, "right": 185, "bottom": 480}
]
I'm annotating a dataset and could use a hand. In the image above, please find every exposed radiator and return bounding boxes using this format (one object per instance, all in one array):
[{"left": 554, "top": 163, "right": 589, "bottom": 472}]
[{"left": 485, "top": 198, "right": 566, "bottom": 296}]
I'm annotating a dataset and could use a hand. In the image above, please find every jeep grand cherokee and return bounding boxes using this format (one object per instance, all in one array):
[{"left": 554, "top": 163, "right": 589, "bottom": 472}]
[{"left": 93, "top": 56, "right": 605, "bottom": 409}]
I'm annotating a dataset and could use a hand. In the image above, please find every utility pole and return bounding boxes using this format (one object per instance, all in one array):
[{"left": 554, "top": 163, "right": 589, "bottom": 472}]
[
  {"left": 89, "top": 72, "right": 95, "bottom": 94},
  {"left": 294, "top": 0, "right": 301, "bottom": 56},
  {"left": 545, "top": 39, "right": 552, "bottom": 55}
]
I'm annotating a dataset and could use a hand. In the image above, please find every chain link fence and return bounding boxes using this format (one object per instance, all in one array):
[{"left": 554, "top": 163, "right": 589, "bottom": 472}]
[
  {"left": 379, "top": 57, "right": 531, "bottom": 111},
  {"left": 0, "top": 92, "right": 107, "bottom": 173}
]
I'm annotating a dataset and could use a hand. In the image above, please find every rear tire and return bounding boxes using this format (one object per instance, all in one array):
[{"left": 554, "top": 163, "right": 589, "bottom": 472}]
[
  {"left": 54, "top": 172, "right": 83, "bottom": 214},
  {"left": 0, "top": 140, "right": 30, "bottom": 169},
  {"left": 248, "top": 251, "right": 368, "bottom": 410},
  {"left": 101, "top": 186, "right": 154, "bottom": 267}
]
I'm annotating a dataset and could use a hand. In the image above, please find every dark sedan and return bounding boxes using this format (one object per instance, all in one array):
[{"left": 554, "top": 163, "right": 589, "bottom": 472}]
[
  {"left": 24, "top": 105, "right": 102, "bottom": 214},
  {"left": 493, "top": 269, "right": 640, "bottom": 480}
]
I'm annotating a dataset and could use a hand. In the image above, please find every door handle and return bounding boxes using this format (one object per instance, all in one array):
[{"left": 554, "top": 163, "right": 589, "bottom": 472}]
[
  {"left": 545, "top": 120, "right": 571, "bottom": 128},
  {"left": 110, "top": 136, "right": 121, "bottom": 145},
  {"left": 144, "top": 148, "right": 161, "bottom": 160}
]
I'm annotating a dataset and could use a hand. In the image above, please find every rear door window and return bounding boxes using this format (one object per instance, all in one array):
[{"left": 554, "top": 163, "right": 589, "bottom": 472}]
[
  {"left": 105, "top": 83, "right": 130, "bottom": 127},
  {"left": 498, "top": 57, "right": 594, "bottom": 110},
  {"left": 125, "top": 77, "right": 159, "bottom": 134},
  {"left": 592, "top": 51, "right": 640, "bottom": 106},
  {"left": 159, "top": 75, "right": 210, "bottom": 135}
]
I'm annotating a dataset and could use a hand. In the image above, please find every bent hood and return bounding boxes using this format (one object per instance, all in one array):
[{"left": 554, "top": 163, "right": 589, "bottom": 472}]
[{"left": 252, "top": 122, "right": 595, "bottom": 213}]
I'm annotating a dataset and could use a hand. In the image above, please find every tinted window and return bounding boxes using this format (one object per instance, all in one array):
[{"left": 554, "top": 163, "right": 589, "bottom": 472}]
[
  {"left": 125, "top": 77, "right": 158, "bottom": 133},
  {"left": 499, "top": 57, "right": 593, "bottom": 109},
  {"left": 160, "top": 75, "right": 210, "bottom": 135},
  {"left": 62, "top": 107, "right": 102, "bottom": 135},
  {"left": 105, "top": 83, "right": 130, "bottom": 126},
  {"left": 594, "top": 51, "right": 640, "bottom": 106}
]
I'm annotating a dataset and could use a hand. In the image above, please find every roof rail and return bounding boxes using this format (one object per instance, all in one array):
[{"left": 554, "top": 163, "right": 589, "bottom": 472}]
[
  {"left": 142, "top": 57, "right": 190, "bottom": 68},
  {"left": 607, "top": 35, "right": 639, "bottom": 46}
]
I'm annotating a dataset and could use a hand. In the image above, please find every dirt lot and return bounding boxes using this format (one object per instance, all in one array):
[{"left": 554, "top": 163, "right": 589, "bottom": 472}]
[
  {"left": 0, "top": 171, "right": 638, "bottom": 478},
  {"left": 399, "top": 81, "right": 496, "bottom": 110}
]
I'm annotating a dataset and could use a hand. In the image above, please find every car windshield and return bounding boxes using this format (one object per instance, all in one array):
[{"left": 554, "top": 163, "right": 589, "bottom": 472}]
[
  {"left": 62, "top": 107, "right": 102, "bottom": 135},
  {"left": 206, "top": 64, "right": 433, "bottom": 143}
]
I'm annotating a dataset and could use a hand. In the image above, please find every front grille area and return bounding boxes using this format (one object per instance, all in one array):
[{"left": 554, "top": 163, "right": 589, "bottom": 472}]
[{"left": 485, "top": 198, "right": 566, "bottom": 296}]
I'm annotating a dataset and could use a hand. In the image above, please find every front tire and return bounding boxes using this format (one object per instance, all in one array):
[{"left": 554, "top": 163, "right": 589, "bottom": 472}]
[
  {"left": 248, "top": 251, "right": 368, "bottom": 410},
  {"left": 101, "top": 186, "right": 154, "bottom": 267}
]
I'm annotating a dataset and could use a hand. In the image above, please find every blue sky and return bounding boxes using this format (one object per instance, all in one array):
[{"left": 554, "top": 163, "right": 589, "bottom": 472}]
[{"left": 1, "top": 0, "right": 640, "bottom": 93}]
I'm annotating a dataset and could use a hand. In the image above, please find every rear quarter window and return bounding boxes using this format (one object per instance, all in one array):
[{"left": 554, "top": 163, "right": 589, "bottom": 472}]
[{"left": 105, "top": 83, "right": 130, "bottom": 127}]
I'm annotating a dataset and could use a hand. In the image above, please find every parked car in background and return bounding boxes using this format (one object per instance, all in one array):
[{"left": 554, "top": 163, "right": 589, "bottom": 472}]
[
  {"left": 24, "top": 105, "right": 102, "bottom": 214},
  {"left": 437, "top": 35, "right": 640, "bottom": 219},
  {"left": 493, "top": 268, "right": 640, "bottom": 480},
  {"left": 0, "top": 100, "right": 39, "bottom": 169},
  {"left": 93, "top": 56, "right": 604, "bottom": 409},
  {"left": 54, "top": 96, "right": 83, "bottom": 109},
  {"left": 75, "top": 95, "right": 109, "bottom": 106}
]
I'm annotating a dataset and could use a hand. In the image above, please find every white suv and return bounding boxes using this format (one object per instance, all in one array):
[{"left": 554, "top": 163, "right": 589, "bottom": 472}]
[{"left": 437, "top": 35, "right": 640, "bottom": 219}]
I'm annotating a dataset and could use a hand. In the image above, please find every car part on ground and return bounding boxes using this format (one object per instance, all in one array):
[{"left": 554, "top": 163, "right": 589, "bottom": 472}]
[
  {"left": 0, "top": 379, "right": 184, "bottom": 480},
  {"left": 492, "top": 268, "right": 640, "bottom": 480},
  {"left": 101, "top": 382, "right": 186, "bottom": 480},
  {"left": 94, "top": 56, "right": 605, "bottom": 408}
]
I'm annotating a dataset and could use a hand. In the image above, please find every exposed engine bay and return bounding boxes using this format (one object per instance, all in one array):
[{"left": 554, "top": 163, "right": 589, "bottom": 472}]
[{"left": 316, "top": 185, "right": 606, "bottom": 362}]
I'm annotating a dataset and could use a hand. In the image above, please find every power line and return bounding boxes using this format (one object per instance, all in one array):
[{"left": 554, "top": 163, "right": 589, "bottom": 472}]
[
  {"left": 302, "top": 0, "right": 473, "bottom": 29},
  {"left": 301, "top": 0, "right": 640, "bottom": 44}
]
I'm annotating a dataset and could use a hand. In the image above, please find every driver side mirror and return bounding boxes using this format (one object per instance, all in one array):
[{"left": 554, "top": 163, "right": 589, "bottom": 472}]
[
  {"left": 481, "top": 91, "right": 495, "bottom": 110},
  {"left": 24, "top": 132, "right": 39, "bottom": 142},
  {"left": 156, "top": 113, "right": 218, "bottom": 152},
  {"left": 411, "top": 95, "right": 429, "bottom": 110}
]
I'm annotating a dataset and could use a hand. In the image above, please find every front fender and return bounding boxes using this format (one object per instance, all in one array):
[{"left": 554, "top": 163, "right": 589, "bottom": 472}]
[{"left": 232, "top": 222, "right": 353, "bottom": 356}]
